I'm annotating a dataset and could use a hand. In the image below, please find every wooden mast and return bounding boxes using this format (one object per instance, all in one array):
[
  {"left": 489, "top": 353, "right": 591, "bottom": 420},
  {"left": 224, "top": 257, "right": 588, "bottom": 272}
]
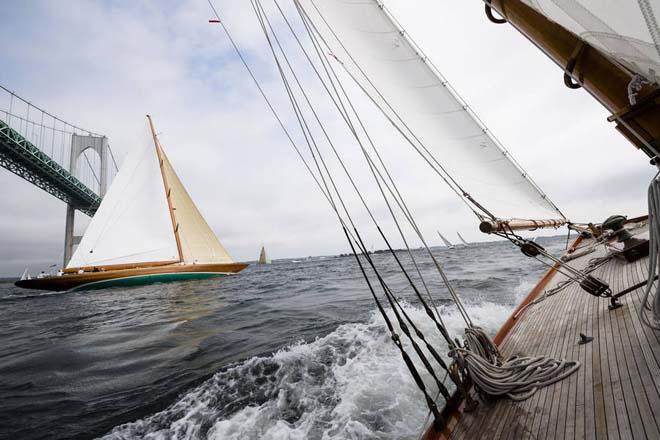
[
  {"left": 146, "top": 114, "right": 184, "bottom": 263},
  {"left": 487, "top": 0, "right": 660, "bottom": 159}
]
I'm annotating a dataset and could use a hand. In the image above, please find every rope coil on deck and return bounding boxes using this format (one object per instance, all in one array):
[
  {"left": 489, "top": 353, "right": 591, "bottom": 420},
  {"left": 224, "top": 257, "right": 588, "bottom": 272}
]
[{"left": 450, "top": 327, "right": 581, "bottom": 401}]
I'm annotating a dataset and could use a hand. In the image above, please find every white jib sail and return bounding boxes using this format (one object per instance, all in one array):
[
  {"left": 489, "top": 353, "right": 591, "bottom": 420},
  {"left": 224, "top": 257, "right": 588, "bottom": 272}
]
[
  {"left": 295, "top": 0, "right": 565, "bottom": 221},
  {"left": 521, "top": 0, "right": 660, "bottom": 83},
  {"left": 67, "top": 140, "right": 179, "bottom": 269}
]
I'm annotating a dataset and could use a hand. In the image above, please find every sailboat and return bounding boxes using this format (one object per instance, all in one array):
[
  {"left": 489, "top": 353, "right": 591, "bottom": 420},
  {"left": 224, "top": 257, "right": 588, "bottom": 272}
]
[
  {"left": 258, "top": 245, "right": 271, "bottom": 264},
  {"left": 15, "top": 116, "right": 247, "bottom": 291},
  {"left": 456, "top": 232, "right": 470, "bottom": 247},
  {"left": 208, "top": 1, "right": 660, "bottom": 438},
  {"left": 437, "top": 231, "right": 455, "bottom": 249}
]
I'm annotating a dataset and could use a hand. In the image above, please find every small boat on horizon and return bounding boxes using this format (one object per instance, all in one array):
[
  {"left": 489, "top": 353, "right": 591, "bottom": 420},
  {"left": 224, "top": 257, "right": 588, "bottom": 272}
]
[
  {"left": 258, "top": 245, "right": 271, "bottom": 264},
  {"left": 437, "top": 231, "right": 455, "bottom": 249},
  {"left": 456, "top": 231, "right": 470, "bottom": 247},
  {"left": 15, "top": 115, "right": 247, "bottom": 292}
]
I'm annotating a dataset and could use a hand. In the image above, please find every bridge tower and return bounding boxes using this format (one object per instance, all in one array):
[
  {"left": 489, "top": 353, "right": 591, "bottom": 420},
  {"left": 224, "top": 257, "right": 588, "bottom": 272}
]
[{"left": 63, "top": 134, "right": 109, "bottom": 267}]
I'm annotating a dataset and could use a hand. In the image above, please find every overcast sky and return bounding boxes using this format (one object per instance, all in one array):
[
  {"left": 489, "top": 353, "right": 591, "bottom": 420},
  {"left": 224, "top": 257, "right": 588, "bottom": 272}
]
[{"left": 0, "top": 0, "right": 654, "bottom": 276}]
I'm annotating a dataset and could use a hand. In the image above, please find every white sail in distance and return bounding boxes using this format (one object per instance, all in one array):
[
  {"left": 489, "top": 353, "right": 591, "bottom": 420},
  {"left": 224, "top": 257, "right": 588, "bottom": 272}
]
[
  {"left": 295, "top": 0, "right": 565, "bottom": 222},
  {"left": 437, "top": 231, "right": 454, "bottom": 248},
  {"left": 457, "top": 232, "right": 470, "bottom": 246},
  {"left": 519, "top": 0, "right": 660, "bottom": 83}
]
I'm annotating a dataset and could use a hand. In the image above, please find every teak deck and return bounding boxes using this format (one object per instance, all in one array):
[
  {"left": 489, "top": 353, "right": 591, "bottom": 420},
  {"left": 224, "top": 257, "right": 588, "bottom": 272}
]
[{"left": 429, "top": 223, "right": 660, "bottom": 439}]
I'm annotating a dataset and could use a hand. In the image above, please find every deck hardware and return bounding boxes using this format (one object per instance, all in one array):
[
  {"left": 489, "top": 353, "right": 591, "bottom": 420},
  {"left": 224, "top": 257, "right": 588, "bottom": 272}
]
[
  {"left": 484, "top": 0, "right": 507, "bottom": 24},
  {"left": 578, "top": 333, "right": 594, "bottom": 345},
  {"left": 580, "top": 275, "right": 612, "bottom": 297},
  {"left": 602, "top": 215, "right": 650, "bottom": 262},
  {"left": 608, "top": 274, "right": 659, "bottom": 311}
]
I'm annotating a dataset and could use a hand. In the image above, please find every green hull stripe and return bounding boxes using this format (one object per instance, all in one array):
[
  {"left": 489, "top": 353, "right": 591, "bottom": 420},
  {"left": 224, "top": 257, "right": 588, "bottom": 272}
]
[{"left": 70, "top": 272, "right": 230, "bottom": 292}]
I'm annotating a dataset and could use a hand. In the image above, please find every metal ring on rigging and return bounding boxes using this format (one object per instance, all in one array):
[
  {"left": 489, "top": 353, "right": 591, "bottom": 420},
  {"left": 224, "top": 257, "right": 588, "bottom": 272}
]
[
  {"left": 484, "top": 0, "right": 507, "bottom": 24},
  {"left": 564, "top": 42, "right": 585, "bottom": 89}
]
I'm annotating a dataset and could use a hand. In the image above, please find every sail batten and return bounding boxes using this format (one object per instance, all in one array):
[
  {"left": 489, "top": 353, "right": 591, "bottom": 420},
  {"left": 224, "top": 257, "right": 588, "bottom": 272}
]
[{"left": 295, "top": 0, "right": 565, "bottom": 222}]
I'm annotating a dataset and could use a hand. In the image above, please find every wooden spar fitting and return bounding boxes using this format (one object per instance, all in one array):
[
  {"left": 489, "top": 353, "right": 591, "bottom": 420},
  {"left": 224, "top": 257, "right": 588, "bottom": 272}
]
[
  {"left": 479, "top": 218, "right": 566, "bottom": 234},
  {"left": 488, "top": 0, "right": 660, "bottom": 158},
  {"left": 146, "top": 114, "right": 184, "bottom": 262}
]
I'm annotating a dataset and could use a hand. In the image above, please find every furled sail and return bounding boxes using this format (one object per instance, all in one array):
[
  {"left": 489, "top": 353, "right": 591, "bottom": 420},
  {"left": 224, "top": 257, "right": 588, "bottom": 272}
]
[
  {"left": 67, "top": 141, "right": 179, "bottom": 269},
  {"left": 160, "top": 151, "right": 233, "bottom": 264},
  {"left": 295, "top": 0, "right": 565, "bottom": 222},
  {"left": 520, "top": 0, "right": 660, "bottom": 83},
  {"left": 437, "top": 231, "right": 454, "bottom": 248}
]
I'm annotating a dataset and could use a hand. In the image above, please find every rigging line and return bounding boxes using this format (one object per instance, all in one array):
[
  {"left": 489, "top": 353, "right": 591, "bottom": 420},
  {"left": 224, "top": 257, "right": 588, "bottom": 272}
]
[
  {"left": 266, "top": 0, "right": 467, "bottom": 332},
  {"left": 248, "top": 0, "right": 367, "bottom": 255},
  {"left": 252, "top": 0, "right": 456, "bottom": 402},
  {"left": 287, "top": 0, "right": 443, "bottom": 312},
  {"left": 250, "top": 0, "right": 350, "bottom": 227},
  {"left": 295, "top": 6, "right": 473, "bottom": 325},
  {"left": 295, "top": 0, "right": 495, "bottom": 221},
  {"left": 292, "top": 0, "right": 481, "bottom": 221},
  {"left": 342, "top": 226, "right": 445, "bottom": 427},
  {"left": 287, "top": 0, "right": 466, "bottom": 325},
  {"left": 205, "top": 0, "right": 338, "bottom": 213},
  {"left": 251, "top": 1, "right": 459, "bottom": 397},
  {"left": 350, "top": 227, "right": 454, "bottom": 400}
]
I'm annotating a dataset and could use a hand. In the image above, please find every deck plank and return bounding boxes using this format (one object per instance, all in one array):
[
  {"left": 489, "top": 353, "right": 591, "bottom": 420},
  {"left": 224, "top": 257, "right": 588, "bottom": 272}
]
[{"left": 445, "top": 229, "right": 660, "bottom": 440}]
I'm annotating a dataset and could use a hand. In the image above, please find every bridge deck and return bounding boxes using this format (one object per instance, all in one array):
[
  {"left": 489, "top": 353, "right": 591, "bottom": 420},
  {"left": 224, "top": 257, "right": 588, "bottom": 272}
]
[
  {"left": 0, "top": 119, "right": 100, "bottom": 215},
  {"left": 432, "top": 224, "right": 660, "bottom": 439}
]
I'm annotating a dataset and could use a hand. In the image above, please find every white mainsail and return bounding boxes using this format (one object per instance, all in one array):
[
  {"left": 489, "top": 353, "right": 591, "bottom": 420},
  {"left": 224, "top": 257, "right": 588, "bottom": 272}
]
[
  {"left": 520, "top": 0, "right": 660, "bottom": 83},
  {"left": 437, "top": 231, "right": 454, "bottom": 248},
  {"left": 295, "top": 0, "right": 564, "bottom": 221},
  {"left": 68, "top": 121, "right": 235, "bottom": 269},
  {"left": 67, "top": 140, "right": 179, "bottom": 268}
]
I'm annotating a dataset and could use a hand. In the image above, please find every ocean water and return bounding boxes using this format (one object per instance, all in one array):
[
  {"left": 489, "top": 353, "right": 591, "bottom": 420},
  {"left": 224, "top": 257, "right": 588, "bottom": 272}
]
[{"left": 0, "top": 237, "right": 567, "bottom": 440}]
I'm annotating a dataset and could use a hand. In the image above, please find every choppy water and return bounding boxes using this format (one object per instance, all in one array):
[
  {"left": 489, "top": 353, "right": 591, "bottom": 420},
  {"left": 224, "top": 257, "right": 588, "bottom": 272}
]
[{"left": 0, "top": 237, "right": 566, "bottom": 440}]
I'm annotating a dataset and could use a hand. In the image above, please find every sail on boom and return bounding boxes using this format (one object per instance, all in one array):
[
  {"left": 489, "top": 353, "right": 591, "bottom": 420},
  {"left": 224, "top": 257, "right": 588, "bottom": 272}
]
[{"left": 295, "top": 0, "right": 565, "bottom": 222}]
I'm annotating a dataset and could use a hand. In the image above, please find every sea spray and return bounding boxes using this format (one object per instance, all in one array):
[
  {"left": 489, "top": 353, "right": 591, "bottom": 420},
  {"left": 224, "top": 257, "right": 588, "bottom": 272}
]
[{"left": 101, "top": 300, "right": 511, "bottom": 440}]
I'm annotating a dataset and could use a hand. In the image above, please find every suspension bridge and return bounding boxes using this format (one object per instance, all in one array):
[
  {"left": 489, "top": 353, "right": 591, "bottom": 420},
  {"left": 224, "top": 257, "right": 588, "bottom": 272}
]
[{"left": 0, "top": 85, "right": 119, "bottom": 266}]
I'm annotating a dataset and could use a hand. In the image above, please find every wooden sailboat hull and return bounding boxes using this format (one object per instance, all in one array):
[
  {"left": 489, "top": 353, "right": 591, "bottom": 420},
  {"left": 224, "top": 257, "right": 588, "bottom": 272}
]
[{"left": 14, "top": 262, "right": 249, "bottom": 292}]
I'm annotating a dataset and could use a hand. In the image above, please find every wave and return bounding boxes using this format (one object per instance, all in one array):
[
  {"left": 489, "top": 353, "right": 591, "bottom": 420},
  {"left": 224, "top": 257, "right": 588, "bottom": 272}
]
[{"left": 100, "top": 298, "right": 513, "bottom": 440}]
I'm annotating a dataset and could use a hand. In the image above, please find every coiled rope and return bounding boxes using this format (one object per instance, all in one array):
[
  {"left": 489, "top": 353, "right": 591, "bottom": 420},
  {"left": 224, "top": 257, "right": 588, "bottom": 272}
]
[
  {"left": 450, "top": 327, "right": 581, "bottom": 401},
  {"left": 641, "top": 173, "right": 660, "bottom": 329}
]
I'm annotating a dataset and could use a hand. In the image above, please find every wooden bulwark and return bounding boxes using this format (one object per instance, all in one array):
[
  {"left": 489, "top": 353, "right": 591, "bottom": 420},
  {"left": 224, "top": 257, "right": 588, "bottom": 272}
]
[{"left": 427, "top": 222, "right": 660, "bottom": 439}]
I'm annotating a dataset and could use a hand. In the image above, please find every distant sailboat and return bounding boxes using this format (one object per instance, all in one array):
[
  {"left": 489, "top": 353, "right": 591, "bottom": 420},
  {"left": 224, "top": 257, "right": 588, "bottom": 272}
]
[
  {"left": 258, "top": 245, "right": 271, "bottom": 264},
  {"left": 456, "top": 232, "right": 470, "bottom": 247},
  {"left": 15, "top": 116, "right": 248, "bottom": 291},
  {"left": 437, "top": 231, "right": 455, "bottom": 249}
]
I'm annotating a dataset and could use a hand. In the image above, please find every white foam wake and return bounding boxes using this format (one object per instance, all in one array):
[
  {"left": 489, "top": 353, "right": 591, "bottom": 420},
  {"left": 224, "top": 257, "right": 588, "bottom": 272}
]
[{"left": 100, "top": 301, "right": 512, "bottom": 440}]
